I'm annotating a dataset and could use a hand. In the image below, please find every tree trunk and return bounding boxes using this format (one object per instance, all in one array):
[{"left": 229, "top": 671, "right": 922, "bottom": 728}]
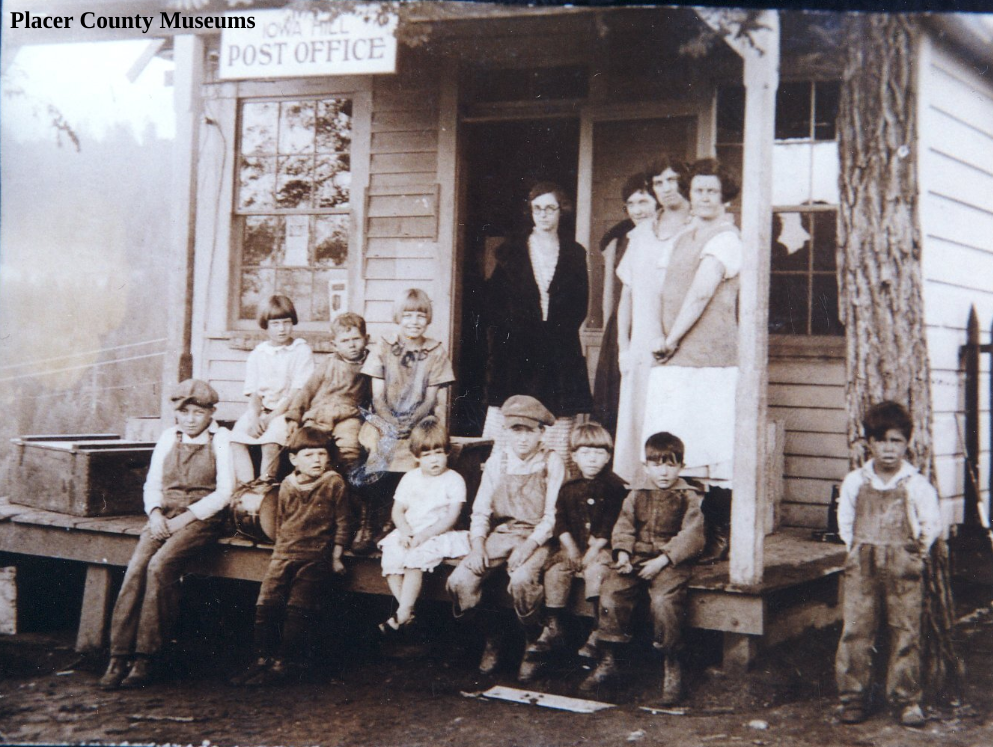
[
  {"left": 838, "top": 15, "right": 960, "bottom": 703},
  {"left": 837, "top": 14, "right": 932, "bottom": 474}
]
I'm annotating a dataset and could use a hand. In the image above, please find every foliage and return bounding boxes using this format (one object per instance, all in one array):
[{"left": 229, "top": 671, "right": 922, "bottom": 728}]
[{"left": 1, "top": 68, "right": 80, "bottom": 151}]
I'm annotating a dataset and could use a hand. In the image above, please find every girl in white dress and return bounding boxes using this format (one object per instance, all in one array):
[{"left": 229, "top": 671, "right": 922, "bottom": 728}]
[
  {"left": 230, "top": 295, "right": 314, "bottom": 483},
  {"left": 613, "top": 158, "right": 692, "bottom": 485},
  {"left": 378, "top": 418, "right": 470, "bottom": 631}
]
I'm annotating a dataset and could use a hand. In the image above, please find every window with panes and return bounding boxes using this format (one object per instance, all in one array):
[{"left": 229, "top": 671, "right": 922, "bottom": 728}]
[
  {"left": 233, "top": 97, "right": 353, "bottom": 327},
  {"left": 717, "top": 80, "right": 843, "bottom": 337}
]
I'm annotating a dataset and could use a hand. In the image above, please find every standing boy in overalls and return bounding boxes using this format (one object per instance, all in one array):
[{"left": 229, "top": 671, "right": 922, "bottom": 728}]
[
  {"left": 100, "top": 380, "right": 234, "bottom": 689},
  {"left": 835, "top": 401, "right": 942, "bottom": 727},
  {"left": 446, "top": 395, "right": 564, "bottom": 681}
]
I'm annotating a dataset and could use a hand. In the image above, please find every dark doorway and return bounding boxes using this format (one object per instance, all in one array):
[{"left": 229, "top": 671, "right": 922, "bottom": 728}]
[{"left": 452, "top": 118, "right": 580, "bottom": 436}]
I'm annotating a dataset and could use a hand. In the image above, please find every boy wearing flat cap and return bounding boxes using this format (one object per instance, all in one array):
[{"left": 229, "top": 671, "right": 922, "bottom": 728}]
[
  {"left": 446, "top": 394, "right": 565, "bottom": 681},
  {"left": 100, "top": 379, "right": 235, "bottom": 690}
]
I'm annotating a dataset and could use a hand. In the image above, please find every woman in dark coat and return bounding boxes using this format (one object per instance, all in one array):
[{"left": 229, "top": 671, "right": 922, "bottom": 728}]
[{"left": 482, "top": 182, "right": 593, "bottom": 464}]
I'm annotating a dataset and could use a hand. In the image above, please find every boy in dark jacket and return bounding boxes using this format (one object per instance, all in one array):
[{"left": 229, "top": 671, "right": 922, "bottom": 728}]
[
  {"left": 582, "top": 432, "right": 705, "bottom": 704},
  {"left": 524, "top": 422, "right": 627, "bottom": 678},
  {"left": 234, "top": 426, "right": 352, "bottom": 685}
]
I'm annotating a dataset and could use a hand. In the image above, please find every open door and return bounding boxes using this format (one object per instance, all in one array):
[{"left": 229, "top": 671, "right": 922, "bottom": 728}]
[{"left": 452, "top": 118, "right": 580, "bottom": 436}]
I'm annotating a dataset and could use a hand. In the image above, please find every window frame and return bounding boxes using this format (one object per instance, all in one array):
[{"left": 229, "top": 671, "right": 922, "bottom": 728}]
[
  {"left": 717, "top": 78, "right": 844, "bottom": 350},
  {"left": 226, "top": 81, "right": 371, "bottom": 334}
]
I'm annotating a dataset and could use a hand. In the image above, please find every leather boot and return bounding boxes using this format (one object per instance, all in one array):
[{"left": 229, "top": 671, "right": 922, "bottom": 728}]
[
  {"left": 350, "top": 503, "right": 375, "bottom": 554},
  {"left": 661, "top": 652, "right": 683, "bottom": 705},
  {"left": 478, "top": 634, "right": 501, "bottom": 675},
  {"left": 120, "top": 656, "right": 153, "bottom": 689},
  {"left": 517, "top": 626, "right": 544, "bottom": 682},
  {"left": 529, "top": 611, "right": 567, "bottom": 654},
  {"left": 98, "top": 656, "right": 130, "bottom": 690},
  {"left": 580, "top": 643, "right": 620, "bottom": 691},
  {"left": 577, "top": 629, "right": 598, "bottom": 660}
]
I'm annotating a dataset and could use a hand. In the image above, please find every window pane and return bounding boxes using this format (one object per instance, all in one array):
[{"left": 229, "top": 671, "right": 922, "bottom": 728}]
[
  {"left": 812, "top": 210, "right": 838, "bottom": 271},
  {"left": 811, "top": 274, "right": 843, "bottom": 336},
  {"left": 276, "top": 155, "right": 313, "bottom": 209},
  {"left": 814, "top": 81, "right": 840, "bottom": 141},
  {"left": 314, "top": 155, "right": 351, "bottom": 208},
  {"left": 278, "top": 101, "right": 315, "bottom": 154},
  {"left": 276, "top": 268, "right": 312, "bottom": 322},
  {"left": 810, "top": 142, "right": 840, "bottom": 204},
  {"left": 314, "top": 215, "right": 350, "bottom": 266},
  {"left": 769, "top": 274, "right": 809, "bottom": 335},
  {"left": 717, "top": 86, "right": 745, "bottom": 144},
  {"left": 238, "top": 156, "right": 276, "bottom": 210},
  {"left": 316, "top": 99, "right": 352, "bottom": 153},
  {"left": 775, "top": 81, "right": 811, "bottom": 140},
  {"left": 771, "top": 212, "right": 811, "bottom": 272},
  {"left": 240, "top": 268, "right": 275, "bottom": 320},
  {"left": 240, "top": 101, "right": 278, "bottom": 155},
  {"left": 772, "top": 143, "right": 812, "bottom": 205},
  {"left": 243, "top": 215, "right": 283, "bottom": 267}
]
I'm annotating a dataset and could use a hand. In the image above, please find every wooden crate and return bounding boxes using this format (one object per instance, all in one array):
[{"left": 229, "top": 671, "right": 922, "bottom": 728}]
[{"left": 8, "top": 435, "right": 156, "bottom": 517}]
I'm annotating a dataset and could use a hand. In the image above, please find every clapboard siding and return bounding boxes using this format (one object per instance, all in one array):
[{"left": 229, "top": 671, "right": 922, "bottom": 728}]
[
  {"left": 203, "top": 338, "right": 251, "bottom": 422},
  {"left": 363, "top": 75, "right": 444, "bottom": 342},
  {"left": 919, "top": 34, "right": 993, "bottom": 521},
  {"left": 769, "top": 355, "right": 848, "bottom": 529}
]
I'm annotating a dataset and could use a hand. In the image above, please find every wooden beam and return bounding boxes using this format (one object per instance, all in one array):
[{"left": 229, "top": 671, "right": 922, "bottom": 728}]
[
  {"left": 696, "top": 9, "right": 779, "bottom": 587},
  {"left": 161, "top": 33, "right": 204, "bottom": 413},
  {"left": 76, "top": 565, "right": 115, "bottom": 651}
]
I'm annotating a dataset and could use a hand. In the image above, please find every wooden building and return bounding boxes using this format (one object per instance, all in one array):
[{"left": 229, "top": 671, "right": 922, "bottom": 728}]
[{"left": 4, "top": 2, "right": 993, "bottom": 661}]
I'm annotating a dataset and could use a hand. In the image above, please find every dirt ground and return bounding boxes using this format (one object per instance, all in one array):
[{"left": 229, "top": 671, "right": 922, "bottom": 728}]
[{"left": 2, "top": 574, "right": 993, "bottom": 747}]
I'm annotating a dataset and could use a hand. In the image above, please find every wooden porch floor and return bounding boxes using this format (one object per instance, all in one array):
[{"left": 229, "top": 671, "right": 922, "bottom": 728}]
[{"left": 0, "top": 498, "right": 846, "bottom": 669}]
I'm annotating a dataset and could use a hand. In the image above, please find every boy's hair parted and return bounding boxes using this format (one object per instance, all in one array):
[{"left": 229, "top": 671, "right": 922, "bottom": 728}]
[
  {"left": 258, "top": 294, "right": 299, "bottom": 329},
  {"left": 330, "top": 311, "right": 367, "bottom": 339},
  {"left": 393, "top": 288, "right": 433, "bottom": 325},
  {"left": 286, "top": 426, "right": 331, "bottom": 454},
  {"left": 409, "top": 417, "right": 449, "bottom": 457},
  {"left": 644, "top": 431, "right": 685, "bottom": 465},
  {"left": 862, "top": 400, "right": 914, "bottom": 441},
  {"left": 569, "top": 421, "right": 614, "bottom": 454}
]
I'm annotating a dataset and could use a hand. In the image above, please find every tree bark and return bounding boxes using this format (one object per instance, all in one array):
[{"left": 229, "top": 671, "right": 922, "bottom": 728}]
[{"left": 837, "top": 14, "right": 932, "bottom": 474}]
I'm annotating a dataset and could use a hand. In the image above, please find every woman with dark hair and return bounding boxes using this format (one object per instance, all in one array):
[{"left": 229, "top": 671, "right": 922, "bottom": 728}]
[
  {"left": 611, "top": 156, "right": 693, "bottom": 484},
  {"left": 482, "top": 182, "right": 592, "bottom": 464},
  {"left": 644, "top": 158, "right": 743, "bottom": 487},
  {"left": 591, "top": 172, "right": 657, "bottom": 438}
]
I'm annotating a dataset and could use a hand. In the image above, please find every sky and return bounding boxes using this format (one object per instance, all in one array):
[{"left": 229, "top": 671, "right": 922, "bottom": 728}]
[{"left": 2, "top": 40, "right": 176, "bottom": 143}]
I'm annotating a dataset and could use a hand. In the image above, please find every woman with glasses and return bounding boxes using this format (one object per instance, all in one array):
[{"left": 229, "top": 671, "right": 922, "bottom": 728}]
[{"left": 482, "top": 181, "right": 593, "bottom": 467}]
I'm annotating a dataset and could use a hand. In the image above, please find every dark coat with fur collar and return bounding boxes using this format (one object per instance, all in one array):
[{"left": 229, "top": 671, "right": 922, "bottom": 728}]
[{"left": 484, "top": 235, "right": 593, "bottom": 416}]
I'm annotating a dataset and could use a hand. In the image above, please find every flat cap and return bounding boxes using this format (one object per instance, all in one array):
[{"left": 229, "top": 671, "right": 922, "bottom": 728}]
[
  {"left": 501, "top": 394, "right": 555, "bottom": 429},
  {"left": 170, "top": 379, "right": 219, "bottom": 410}
]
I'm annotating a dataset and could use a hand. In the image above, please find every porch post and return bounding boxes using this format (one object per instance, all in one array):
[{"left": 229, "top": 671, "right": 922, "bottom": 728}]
[
  {"left": 161, "top": 33, "right": 204, "bottom": 419},
  {"left": 730, "top": 12, "right": 778, "bottom": 586},
  {"left": 695, "top": 10, "right": 779, "bottom": 586}
]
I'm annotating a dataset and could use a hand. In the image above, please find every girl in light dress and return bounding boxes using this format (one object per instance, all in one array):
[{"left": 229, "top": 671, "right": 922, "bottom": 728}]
[
  {"left": 377, "top": 418, "right": 469, "bottom": 631},
  {"left": 613, "top": 157, "right": 693, "bottom": 485},
  {"left": 230, "top": 294, "right": 315, "bottom": 483}
]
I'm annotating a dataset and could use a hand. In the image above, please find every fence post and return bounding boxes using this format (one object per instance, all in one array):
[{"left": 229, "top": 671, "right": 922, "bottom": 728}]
[{"left": 963, "top": 306, "right": 980, "bottom": 527}]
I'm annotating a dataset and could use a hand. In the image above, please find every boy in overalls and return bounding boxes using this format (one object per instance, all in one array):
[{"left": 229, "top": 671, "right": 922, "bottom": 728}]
[
  {"left": 446, "top": 395, "right": 564, "bottom": 681},
  {"left": 99, "top": 379, "right": 235, "bottom": 689},
  {"left": 835, "top": 401, "right": 942, "bottom": 727}
]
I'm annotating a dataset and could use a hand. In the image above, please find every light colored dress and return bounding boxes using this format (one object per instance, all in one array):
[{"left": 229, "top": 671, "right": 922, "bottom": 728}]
[
  {"left": 612, "top": 220, "right": 680, "bottom": 485},
  {"left": 379, "top": 468, "right": 470, "bottom": 574},
  {"left": 642, "top": 218, "right": 742, "bottom": 485},
  {"left": 231, "top": 338, "right": 314, "bottom": 446}
]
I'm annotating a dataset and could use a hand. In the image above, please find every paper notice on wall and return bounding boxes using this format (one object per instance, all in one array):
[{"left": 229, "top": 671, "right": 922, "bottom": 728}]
[{"left": 284, "top": 215, "right": 310, "bottom": 266}]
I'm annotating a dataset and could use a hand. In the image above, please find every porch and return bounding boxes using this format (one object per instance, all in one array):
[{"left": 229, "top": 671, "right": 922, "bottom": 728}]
[{"left": 0, "top": 496, "right": 845, "bottom": 671}]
